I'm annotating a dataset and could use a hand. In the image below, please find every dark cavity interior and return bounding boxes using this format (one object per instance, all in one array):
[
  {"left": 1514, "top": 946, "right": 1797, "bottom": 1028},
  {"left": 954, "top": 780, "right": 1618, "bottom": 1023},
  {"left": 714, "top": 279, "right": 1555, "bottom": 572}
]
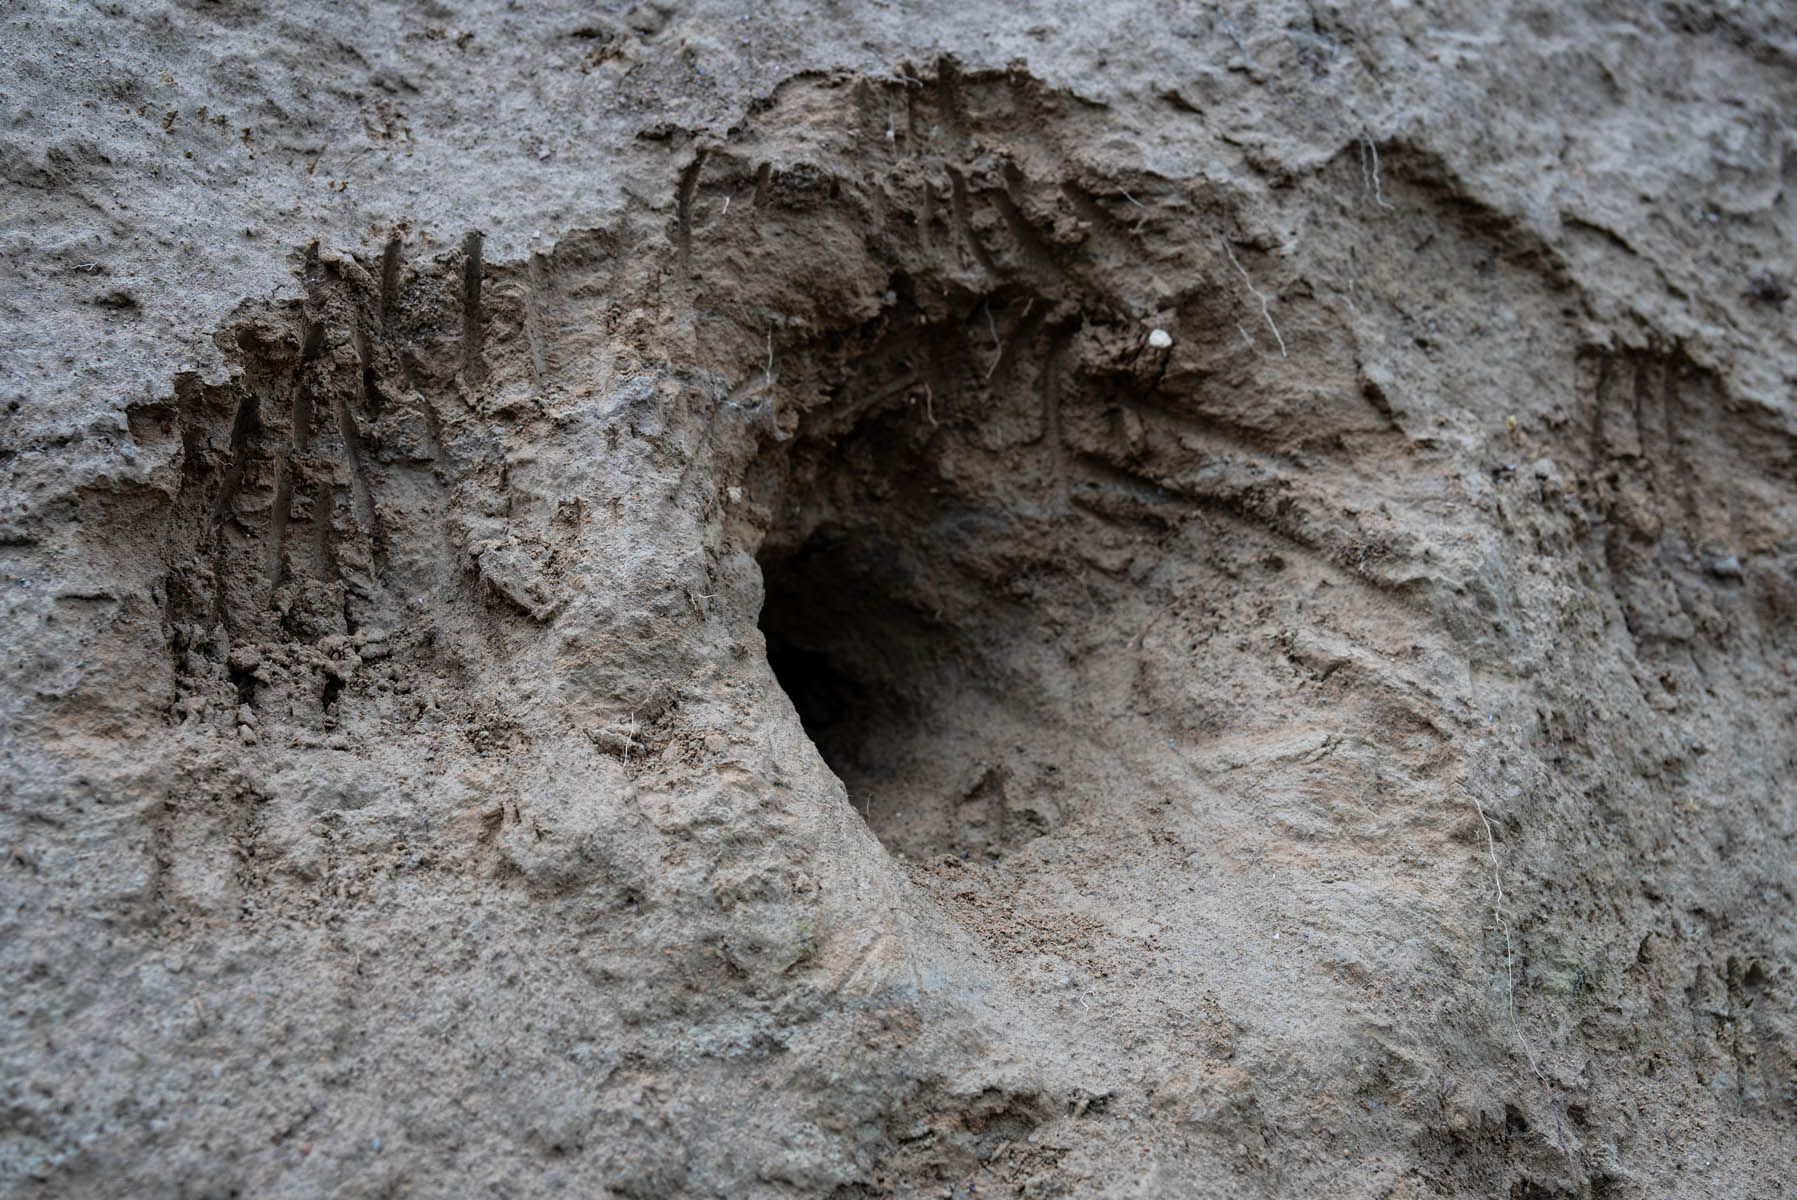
[{"left": 753, "top": 307, "right": 1093, "bottom": 862}]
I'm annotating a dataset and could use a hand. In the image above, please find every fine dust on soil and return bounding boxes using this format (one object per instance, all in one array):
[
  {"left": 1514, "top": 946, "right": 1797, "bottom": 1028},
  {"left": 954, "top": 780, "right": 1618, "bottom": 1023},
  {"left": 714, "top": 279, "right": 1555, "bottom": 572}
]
[{"left": 3, "top": 10, "right": 1796, "bottom": 1200}]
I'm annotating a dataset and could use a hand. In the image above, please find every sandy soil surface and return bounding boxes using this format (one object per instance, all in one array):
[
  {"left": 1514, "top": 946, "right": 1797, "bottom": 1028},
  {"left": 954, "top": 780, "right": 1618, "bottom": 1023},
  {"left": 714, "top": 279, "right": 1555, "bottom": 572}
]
[{"left": 2, "top": 3, "right": 1794, "bottom": 1197}]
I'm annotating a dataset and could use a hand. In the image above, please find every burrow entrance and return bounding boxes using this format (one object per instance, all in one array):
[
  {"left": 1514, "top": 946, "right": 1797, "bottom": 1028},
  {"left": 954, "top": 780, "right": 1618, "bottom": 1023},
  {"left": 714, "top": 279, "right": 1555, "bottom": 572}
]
[
  {"left": 669, "top": 67, "right": 1340, "bottom": 862},
  {"left": 756, "top": 454, "right": 1070, "bottom": 863},
  {"left": 748, "top": 295, "right": 1107, "bottom": 863}
]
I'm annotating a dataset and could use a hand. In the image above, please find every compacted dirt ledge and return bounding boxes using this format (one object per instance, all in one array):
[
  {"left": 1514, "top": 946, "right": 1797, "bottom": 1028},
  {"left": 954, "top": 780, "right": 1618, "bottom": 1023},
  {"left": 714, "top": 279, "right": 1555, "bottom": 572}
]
[{"left": 2, "top": 4, "right": 1794, "bottom": 1198}]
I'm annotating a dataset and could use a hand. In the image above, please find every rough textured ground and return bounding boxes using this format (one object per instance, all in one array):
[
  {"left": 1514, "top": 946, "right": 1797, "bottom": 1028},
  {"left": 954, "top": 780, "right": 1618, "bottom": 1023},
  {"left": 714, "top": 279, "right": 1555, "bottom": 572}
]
[{"left": 3, "top": 2, "right": 1795, "bottom": 1197}]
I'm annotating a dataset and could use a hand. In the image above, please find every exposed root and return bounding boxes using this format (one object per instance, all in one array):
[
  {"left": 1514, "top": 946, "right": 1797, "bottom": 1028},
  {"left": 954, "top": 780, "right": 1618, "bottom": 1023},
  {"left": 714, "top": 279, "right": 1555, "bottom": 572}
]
[
  {"left": 1468, "top": 784, "right": 1577, "bottom": 1173},
  {"left": 1467, "top": 785, "right": 1544, "bottom": 1084},
  {"left": 1220, "top": 237, "right": 1287, "bottom": 358},
  {"left": 1360, "top": 134, "right": 1395, "bottom": 211}
]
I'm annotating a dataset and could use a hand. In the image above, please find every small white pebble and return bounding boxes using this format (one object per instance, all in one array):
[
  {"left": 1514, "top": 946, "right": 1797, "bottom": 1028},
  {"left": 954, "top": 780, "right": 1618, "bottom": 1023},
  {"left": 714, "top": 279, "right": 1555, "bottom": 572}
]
[
  {"left": 1147, "top": 328, "right": 1173, "bottom": 349},
  {"left": 726, "top": 486, "right": 744, "bottom": 503}
]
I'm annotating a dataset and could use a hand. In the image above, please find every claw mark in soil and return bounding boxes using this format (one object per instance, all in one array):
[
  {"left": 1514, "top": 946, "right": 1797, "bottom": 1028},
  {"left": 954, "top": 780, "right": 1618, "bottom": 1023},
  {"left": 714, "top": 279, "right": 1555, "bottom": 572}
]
[
  {"left": 379, "top": 233, "right": 403, "bottom": 328},
  {"left": 461, "top": 231, "right": 487, "bottom": 384},
  {"left": 946, "top": 166, "right": 1001, "bottom": 277},
  {"left": 677, "top": 149, "right": 707, "bottom": 267}
]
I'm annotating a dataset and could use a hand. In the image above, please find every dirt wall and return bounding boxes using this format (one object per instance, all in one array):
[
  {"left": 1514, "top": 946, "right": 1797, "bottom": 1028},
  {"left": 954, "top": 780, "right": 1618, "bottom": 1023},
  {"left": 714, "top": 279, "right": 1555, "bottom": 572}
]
[{"left": 2, "top": 4, "right": 1794, "bottom": 1197}]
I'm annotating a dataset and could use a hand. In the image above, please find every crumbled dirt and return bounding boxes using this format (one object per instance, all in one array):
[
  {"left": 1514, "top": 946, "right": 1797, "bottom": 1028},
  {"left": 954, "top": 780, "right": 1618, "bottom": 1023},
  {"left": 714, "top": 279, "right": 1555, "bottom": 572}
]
[{"left": 2, "top": 5, "right": 1794, "bottom": 1198}]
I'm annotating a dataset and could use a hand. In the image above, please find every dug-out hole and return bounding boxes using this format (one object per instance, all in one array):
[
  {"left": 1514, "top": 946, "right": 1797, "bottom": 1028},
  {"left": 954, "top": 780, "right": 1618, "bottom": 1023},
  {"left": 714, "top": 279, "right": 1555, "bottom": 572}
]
[
  {"left": 761, "top": 532, "right": 1045, "bottom": 863},
  {"left": 754, "top": 385, "right": 1069, "bottom": 863}
]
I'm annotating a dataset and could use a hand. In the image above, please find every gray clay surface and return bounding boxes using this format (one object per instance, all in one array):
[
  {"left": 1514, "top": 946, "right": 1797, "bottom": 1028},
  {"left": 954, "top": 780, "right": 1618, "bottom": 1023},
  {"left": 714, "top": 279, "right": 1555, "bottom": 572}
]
[{"left": 2, "top": 3, "right": 1794, "bottom": 1197}]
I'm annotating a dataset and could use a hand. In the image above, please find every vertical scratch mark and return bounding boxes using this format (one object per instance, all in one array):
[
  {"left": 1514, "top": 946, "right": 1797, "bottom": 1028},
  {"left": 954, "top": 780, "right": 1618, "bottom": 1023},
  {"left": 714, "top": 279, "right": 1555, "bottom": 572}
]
[
  {"left": 946, "top": 166, "right": 1001, "bottom": 277},
  {"left": 379, "top": 233, "right": 403, "bottom": 328},
  {"left": 268, "top": 465, "right": 291, "bottom": 595},
  {"left": 335, "top": 387, "right": 382, "bottom": 564},
  {"left": 934, "top": 56, "right": 967, "bottom": 142},
  {"left": 352, "top": 327, "right": 385, "bottom": 418},
  {"left": 461, "top": 231, "right": 487, "bottom": 384},
  {"left": 990, "top": 298, "right": 1046, "bottom": 389},
  {"left": 293, "top": 320, "right": 323, "bottom": 453},
  {"left": 272, "top": 320, "right": 323, "bottom": 594},
  {"left": 1044, "top": 322, "right": 1076, "bottom": 513},
  {"left": 676, "top": 150, "right": 707, "bottom": 267},
  {"left": 214, "top": 388, "right": 260, "bottom": 522},
  {"left": 313, "top": 477, "right": 336, "bottom": 580},
  {"left": 993, "top": 164, "right": 1077, "bottom": 288},
  {"left": 525, "top": 249, "right": 551, "bottom": 392}
]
